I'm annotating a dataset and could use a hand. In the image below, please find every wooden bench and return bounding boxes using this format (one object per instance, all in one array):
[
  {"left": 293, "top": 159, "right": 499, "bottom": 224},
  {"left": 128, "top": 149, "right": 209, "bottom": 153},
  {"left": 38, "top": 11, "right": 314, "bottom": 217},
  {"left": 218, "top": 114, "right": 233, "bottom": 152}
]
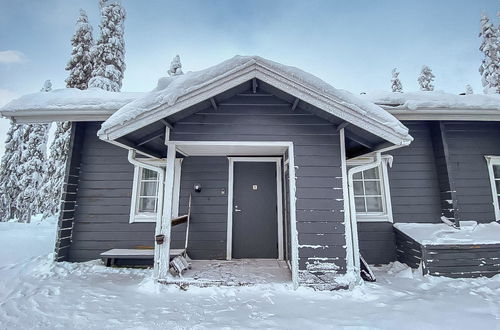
[{"left": 101, "top": 248, "right": 185, "bottom": 267}]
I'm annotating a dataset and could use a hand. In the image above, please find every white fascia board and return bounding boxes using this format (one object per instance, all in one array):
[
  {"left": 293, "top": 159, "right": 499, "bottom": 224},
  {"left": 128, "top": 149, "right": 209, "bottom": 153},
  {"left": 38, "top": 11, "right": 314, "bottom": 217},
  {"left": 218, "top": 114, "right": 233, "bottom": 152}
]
[
  {"left": 1, "top": 109, "right": 115, "bottom": 124},
  {"left": 99, "top": 63, "right": 410, "bottom": 146},
  {"left": 386, "top": 108, "right": 500, "bottom": 121}
]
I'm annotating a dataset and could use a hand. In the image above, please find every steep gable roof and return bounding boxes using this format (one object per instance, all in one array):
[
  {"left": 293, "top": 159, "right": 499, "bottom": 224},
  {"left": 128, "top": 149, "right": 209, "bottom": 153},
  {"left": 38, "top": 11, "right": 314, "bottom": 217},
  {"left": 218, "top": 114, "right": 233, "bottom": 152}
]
[{"left": 98, "top": 55, "right": 412, "bottom": 146}]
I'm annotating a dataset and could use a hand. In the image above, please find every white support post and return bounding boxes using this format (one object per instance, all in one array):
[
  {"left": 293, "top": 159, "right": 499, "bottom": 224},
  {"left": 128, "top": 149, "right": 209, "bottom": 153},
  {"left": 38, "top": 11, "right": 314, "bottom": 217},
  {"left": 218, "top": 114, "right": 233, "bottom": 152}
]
[{"left": 154, "top": 143, "right": 176, "bottom": 280}]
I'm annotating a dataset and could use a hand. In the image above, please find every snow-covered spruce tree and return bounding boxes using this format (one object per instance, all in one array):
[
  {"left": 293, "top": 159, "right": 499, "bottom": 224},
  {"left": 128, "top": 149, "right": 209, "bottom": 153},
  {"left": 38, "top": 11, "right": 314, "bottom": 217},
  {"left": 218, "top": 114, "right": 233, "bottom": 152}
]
[
  {"left": 15, "top": 81, "right": 51, "bottom": 222},
  {"left": 41, "top": 121, "right": 72, "bottom": 218},
  {"left": 479, "top": 13, "right": 500, "bottom": 93},
  {"left": 16, "top": 124, "right": 49, "bottom": 222},
  {"left": 88, "top": 1, "right": 126, "bottom": 91},
  {"left": 465, "top": 84, "right": 474, "bottom": 95},
  {"left": 168, "top": 55, "right": 184, "bottom": 76},
  {"left": 391, "top": 68, "right": 403, "bottom": 92},
  {"left": 65, "top": 9, "right": 94, "bottom": 90},
  {"left": 40, "top": 79, "right": 52, "bottom": 92},
  {"left": 0, "top": 123, "right": 24, "bottom": 221},
  {"left": 418, "top": 65, "right": 435, "bottom": 91}
]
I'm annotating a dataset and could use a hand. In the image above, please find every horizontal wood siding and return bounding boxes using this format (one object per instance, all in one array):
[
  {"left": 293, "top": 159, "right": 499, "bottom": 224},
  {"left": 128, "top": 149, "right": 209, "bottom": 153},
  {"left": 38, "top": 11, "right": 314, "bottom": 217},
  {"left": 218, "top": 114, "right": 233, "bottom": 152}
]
[
  {"left": 357, "top": 222, "right": 396, "bottom": 264},
  {"left": 68, "top": 122, "right": 155, "bottom": 262},
  {"left": 359, "top": 122, "right": 441, "bottom": 265},
  {"left": 394, "top": 229, "right": 422, "bottom": 268},
  {"left": 444, "top": 122, "right": 500, "bottom": 223},
  {"left": 171, "top": 92, "right": 346, "bottom": 278},
  {"left": 389, "top": 122, "right": 442, "bottom": 223},
  {"left": 172, "top": 156, "right": 228, "bottom": 259},
  {"left": 424, "top": 244, "right": 500, "bottom": 278}
]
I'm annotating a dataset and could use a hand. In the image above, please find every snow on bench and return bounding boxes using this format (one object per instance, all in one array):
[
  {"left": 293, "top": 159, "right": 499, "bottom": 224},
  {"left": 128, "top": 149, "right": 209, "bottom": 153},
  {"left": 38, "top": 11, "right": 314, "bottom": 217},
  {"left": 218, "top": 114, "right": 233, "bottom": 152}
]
[{"left": 101, "top": 248, "right": 185, "bottom": 267}]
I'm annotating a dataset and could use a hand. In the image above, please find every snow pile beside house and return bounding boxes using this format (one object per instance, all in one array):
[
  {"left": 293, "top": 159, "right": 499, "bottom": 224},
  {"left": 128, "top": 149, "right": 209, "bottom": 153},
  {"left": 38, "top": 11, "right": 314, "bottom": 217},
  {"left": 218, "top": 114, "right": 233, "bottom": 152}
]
[
  {"left": 394, "top": 222, "right": 500, "bottom": 245},
  {"left": 99, "top": 55, "right": 409, "bottom": 139},
  {"left": 0, "top": 88, "right": 143, "bottom": 112},
  {"left": 362, "top": 90, "right": 500, "bottom": 110}
]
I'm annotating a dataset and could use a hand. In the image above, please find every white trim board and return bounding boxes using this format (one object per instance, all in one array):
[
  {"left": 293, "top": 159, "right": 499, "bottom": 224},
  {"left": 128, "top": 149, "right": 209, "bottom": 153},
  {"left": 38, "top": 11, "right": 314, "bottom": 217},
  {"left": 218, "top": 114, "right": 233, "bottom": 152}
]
[
  {"left": 226, "top": 157, "right": 284, "bottom": 261},
  {"left": 346, "top": 156, "right": 394, "bottom": 223},
  {"left": 485, "top": 155, "right": 500, "bottom": 221}
]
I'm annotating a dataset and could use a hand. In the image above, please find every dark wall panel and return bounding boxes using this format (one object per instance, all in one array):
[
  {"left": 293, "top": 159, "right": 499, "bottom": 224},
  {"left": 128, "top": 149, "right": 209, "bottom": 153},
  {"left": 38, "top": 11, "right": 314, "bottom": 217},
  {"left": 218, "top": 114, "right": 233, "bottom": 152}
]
[
  {"left": 444, "top": 121, "right": 500, "bottom": 223},
  {"left": 172, "top": 156, "right": 228, "bottom": 259},
  {"left": 388, "top": 122, "right": 442, "bottom": 223},
  {"left": 68, "top": 122, "right": 155, "bottom": 262}
]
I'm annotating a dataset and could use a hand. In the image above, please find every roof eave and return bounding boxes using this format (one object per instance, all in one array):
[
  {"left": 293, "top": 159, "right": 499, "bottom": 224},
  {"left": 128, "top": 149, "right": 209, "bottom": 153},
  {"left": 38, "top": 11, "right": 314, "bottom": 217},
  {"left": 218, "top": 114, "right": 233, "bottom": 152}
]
[
  {"left": 384, "top": 107, "right": 500, "bottom": 121},
  {"left": 0, "top": 109, "right": 116, "bottom": 123}
]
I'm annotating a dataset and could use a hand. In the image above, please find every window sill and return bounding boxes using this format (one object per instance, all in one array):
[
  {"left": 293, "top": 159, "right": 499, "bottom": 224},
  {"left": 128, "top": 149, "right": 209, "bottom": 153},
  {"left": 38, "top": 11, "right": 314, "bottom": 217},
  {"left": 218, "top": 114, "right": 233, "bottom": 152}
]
[
  {"left": 356, "top": 215, "right": 392, "bottom": 223},
  {"left": 129, "top": 215, "right": 157, "bottom": 223}
]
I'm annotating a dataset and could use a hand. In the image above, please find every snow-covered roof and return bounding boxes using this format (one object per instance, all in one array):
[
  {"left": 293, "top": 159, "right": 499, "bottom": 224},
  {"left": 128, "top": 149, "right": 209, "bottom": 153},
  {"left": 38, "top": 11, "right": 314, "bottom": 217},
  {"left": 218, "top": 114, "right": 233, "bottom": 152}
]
[
  {"left": 98, "top": 55, "right": 412, "bottom": 146},
  {"left": 394, "top": 222, "right": 500, "bottom": 245},
  {"left": 0, "top": 88, "right": 144, "bottom": 123},
  {"left": 362, "top": 90, "right": 500, "bottom": 110}
]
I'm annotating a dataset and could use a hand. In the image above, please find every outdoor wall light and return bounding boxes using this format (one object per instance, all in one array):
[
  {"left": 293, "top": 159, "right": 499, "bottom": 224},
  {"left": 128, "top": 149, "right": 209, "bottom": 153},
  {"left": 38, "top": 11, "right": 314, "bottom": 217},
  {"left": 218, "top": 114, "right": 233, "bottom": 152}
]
[{"left": 194, "top": 184, "right": 202, "bottom": 192}]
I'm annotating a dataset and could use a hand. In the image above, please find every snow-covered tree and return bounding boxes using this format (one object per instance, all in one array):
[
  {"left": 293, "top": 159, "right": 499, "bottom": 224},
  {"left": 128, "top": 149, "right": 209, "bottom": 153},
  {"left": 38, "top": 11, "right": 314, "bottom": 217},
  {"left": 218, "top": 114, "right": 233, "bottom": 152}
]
[
  {"left": 15, "top": 81, "right": 51, "bottom": 222},
  {"left": 168, "top": 55, "right": 184, "bottom": 76},
  {"left": 465, "top": 84, "right": 474, "bottom": 95},
  {"left": 65, "top": 9, "right": 94, "bottom": 90},
  {"left": 40, "top": 79, "right": 52, "bottom": 92},
  {"left": 88, "top": 1, "right": 126, "bottom": 91},
  {"left": 16, "top": 124, "right": 48, "bottom": 222},
  {"left": 391, "top": 68, "right": 403, "bottom": 92},
  {"left": 479, "top": 13, "right": 500, "bottom": 93},
  {"left": 418, "top": 65, "right": 435, "bottom": 91},
  {"left": 41, "top": 122, "right": 72, "bottom": 218},
  {"left": 0, "top": 123, "right": 24, "bottom": 221}
]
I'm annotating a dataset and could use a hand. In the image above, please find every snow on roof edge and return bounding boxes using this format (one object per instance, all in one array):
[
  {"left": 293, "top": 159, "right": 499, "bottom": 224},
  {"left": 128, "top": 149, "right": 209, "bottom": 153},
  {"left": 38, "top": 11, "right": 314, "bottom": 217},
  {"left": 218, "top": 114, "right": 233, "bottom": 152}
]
[
  {"left": 361, "top": 90, "right": 500, "bottom": 111},
  {"left": 0, "top": 88, "right": 144, "bottom": 114},
  {"left": 99, "top": 55, "right": 411, "bottom": 143}
]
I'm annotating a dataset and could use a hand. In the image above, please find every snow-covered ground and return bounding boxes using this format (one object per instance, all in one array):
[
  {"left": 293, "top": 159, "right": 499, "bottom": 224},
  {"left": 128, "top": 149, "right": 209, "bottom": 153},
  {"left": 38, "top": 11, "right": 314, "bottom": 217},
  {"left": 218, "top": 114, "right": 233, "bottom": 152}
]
[{"left": 1, "top": 220, "right": 500, "bottom": 329}]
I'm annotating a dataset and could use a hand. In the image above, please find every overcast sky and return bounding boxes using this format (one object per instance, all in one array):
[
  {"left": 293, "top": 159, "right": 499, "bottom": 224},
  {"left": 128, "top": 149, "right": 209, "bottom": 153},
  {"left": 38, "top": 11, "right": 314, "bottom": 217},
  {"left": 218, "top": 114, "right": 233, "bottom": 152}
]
[{"left": 0, "top": 0, "right": 498, "bottom": 157}]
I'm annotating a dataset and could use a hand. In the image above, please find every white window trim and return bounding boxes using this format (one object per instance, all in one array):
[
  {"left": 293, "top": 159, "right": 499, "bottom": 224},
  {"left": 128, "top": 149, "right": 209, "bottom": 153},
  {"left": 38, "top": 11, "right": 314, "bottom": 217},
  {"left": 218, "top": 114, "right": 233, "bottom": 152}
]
[
  {"left": 346, "top": 155, "right": 393, "bottom": 223},
  {"left": 485, "top": 155, "right": 500, "bottom": 221},
  {"left": 129, "top": 158, "right": 182, "bottom": 223}
]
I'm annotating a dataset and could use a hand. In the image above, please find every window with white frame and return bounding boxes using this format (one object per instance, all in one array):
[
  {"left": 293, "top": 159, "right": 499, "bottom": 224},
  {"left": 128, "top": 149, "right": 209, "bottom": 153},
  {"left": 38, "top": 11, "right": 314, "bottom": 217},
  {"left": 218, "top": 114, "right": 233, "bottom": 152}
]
[
  {"left": 129, "top": 159, "right": 182, "bottom": 223},
  {"left": 348, "top": 157, "right": 393, "bottom": 222},
  {"left": 486, "top": 156, "right": 500, "bottom": 220},
  {"left": 131, "top": 167, "right": 160, "bottom": 222}
]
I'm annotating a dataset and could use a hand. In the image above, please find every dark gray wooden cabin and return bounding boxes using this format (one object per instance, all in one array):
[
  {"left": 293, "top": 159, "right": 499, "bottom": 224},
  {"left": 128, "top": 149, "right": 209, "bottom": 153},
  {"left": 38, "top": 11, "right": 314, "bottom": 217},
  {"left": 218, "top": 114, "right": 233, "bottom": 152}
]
[{"left": 2, "top": 55, "right": 500, "bottom": 288}]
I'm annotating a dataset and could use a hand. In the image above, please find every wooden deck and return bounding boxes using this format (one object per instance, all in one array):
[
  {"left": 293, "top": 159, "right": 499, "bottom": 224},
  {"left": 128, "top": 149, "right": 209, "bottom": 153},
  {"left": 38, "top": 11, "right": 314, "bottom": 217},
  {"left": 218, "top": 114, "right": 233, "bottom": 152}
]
[{"left": 394, "top": 227, "right": 500, "bottom": 278}]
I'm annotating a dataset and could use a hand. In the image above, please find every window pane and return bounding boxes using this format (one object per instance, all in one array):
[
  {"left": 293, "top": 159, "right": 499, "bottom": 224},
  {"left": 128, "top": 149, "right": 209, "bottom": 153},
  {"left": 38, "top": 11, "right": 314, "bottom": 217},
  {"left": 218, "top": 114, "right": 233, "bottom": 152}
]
[
  {"left": 493, "top": 165, "right": 500, "bottom": 178},
  {"left": 140, "top": 182, "right": 157, "bottom": 196},
  {"left": 353, "top": 182, "right": 364, "bottom": 195},
  {"left": 496, "top": 180, "right": 500, "bottom": 193},
  {"left": 139, "top": 197, "right": 156, "bottom": 212},
  {"left": 355, "top": 197, "right": 366, "bottom": 213},
  {"left": 366, "top": 197, "right": 383, "bottom": 212},
  {"left": 141, "top": 168, "right": 158, "bottom": 180},
  {"left": 364, "top": 181, "right": 381, "bottom": 195},
  {"left": 353, "top": 172, "right": 362, "bottom": 179},
  {"left": 363, "top": 168, "right": 379, "bottom": 179}
]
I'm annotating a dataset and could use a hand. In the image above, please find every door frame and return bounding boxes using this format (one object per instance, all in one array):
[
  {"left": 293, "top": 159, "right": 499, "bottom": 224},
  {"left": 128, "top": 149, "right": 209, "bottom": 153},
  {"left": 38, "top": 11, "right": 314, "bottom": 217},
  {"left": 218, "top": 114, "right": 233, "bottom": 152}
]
[{"left": 227, "top": 157, "right": 284, "bottom": 260}]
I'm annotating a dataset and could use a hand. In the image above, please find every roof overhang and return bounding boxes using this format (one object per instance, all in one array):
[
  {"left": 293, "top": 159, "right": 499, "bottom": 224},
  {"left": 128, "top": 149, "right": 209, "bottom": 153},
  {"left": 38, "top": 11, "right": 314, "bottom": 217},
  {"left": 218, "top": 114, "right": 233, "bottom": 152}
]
[
  {"left": 98, "top": 57, "right": 412, "bottom": 147},
  {"left": 0, "top": 109, "right": 116, "bottom": 123},
  {"left": 385, "top": 107, "right": 500, "bottom": 121},
  {"left": 0, "top": 89, "right": 143, "bottom": 123}
]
